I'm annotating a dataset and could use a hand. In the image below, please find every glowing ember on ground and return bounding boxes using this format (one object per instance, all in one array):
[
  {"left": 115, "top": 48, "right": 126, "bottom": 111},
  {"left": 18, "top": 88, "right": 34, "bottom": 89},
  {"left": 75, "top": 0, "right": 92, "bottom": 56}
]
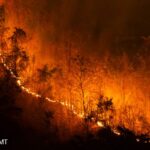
[
  {"left": 0, "top": 51, "right": 86, "bottom": 120},
  {"left": 112, "top": 129, "right": 121, "bottom": 136},
  {"left": 136, "top": 138, "right": 140, "bottom": 142},
  {"left": 0, "top": 50, "right": 150, "bottom": 144},
  {"left": 60, "top": 102, "right": 65, "bottom": 105},
  {"left": 97, "top": 121, "right": 104, "bottom": 127},
  {"left": 78, "top": 113, "right": 84, "bottom": 118},
  {"left": 17, "top": 80, "right": 21, "bottom": 85}
]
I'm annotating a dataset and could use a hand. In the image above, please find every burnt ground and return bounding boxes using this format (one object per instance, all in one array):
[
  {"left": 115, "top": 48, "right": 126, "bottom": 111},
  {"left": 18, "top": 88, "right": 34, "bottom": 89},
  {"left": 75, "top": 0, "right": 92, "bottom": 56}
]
[
  {"left": 0, "top": 75, "right": 150, "bottom": 150},
  {"left": 0, "top": 116, "right": 150, "bottom": 150}
]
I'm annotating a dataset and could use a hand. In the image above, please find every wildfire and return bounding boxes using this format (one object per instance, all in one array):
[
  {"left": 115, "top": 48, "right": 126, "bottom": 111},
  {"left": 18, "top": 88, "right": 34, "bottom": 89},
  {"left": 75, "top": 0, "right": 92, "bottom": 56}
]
[
  {"left": 112, "top": 128, "right": 121, "bottom": 136},
  {"left": 1, "top": 50, "right": 150, "bottom": 144},
  {"left": 136, "top": 138, "right": 140, "bottom": 142},
  {"left": 0, "top": 50, "right": 85, "bottom": 120},
  {"left": 0, "top": 0, "right": 4, "bottom": 5},
  {"left": 97, "top": 121, "right": 104, "bottom": 127}
]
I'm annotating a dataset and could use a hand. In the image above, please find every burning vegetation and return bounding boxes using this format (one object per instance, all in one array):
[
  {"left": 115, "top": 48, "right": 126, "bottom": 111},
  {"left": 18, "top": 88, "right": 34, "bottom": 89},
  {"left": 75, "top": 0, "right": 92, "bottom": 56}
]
[{"left": 0, "top": 0, "right": 150, "bottom": 149}]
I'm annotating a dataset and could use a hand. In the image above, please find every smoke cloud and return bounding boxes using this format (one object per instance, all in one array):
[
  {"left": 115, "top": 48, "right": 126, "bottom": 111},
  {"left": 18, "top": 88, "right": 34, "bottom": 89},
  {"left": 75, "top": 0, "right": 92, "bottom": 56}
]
[{"left": 4, "top": 0, "right": 150, "bottom": 55}]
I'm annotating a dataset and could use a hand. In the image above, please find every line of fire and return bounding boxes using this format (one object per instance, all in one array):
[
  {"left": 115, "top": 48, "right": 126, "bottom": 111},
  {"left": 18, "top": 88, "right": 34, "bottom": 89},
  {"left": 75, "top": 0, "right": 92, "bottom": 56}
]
[{"left": 0, "top": 1, "right": 150, "bottom": 150}]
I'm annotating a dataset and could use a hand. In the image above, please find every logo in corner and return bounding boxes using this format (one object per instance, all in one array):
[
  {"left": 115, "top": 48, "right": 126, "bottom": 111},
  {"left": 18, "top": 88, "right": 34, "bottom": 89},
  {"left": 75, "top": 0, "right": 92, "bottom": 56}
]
[{"left": 0, "top": 139, "right": 8, "bottom": 145}]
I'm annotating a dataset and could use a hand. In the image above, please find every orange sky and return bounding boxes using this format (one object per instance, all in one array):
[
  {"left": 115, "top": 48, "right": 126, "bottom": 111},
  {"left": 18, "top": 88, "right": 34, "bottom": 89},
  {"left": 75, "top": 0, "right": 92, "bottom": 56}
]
[{"left": 0, "top": 0, "right": 4, "bottom": 5}]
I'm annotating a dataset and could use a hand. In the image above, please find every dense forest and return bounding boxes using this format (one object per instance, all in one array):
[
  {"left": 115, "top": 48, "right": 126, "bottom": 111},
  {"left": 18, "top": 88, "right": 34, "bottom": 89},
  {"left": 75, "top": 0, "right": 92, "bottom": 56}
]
[{"left": 0, "top": 1, "right": 150, "bottom": 150}]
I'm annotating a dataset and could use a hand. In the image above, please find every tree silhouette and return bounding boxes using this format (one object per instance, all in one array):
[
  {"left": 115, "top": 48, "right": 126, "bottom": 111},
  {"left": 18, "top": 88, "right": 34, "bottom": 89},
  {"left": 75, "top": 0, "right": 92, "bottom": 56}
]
[
  {"left": 71, "top": 54, "right": 92, "bottom": 118},
  {"left": 37, "top": 64, "right": 57, "bottom": 82},
  {"left": 37, "top": 64, "right": 58, "bottom": 98},
  {"left": 4, "top": 28, "right": 29, "bottom": 77},
  {"left": 96, "top": 95, "right": 114, "bottom": 126}
]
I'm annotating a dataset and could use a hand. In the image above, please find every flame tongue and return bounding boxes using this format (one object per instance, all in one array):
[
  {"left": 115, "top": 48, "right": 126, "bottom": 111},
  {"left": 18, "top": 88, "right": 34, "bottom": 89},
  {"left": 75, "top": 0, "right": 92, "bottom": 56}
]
[
  {"left": 0, "top": 0, "right": 4, "bottom": 5},
  {"left": 1, "top": 51, "right": 150, "bottom": 143},
  {"left": 0, "top": 50, "right": 85, "bottom": 120}
]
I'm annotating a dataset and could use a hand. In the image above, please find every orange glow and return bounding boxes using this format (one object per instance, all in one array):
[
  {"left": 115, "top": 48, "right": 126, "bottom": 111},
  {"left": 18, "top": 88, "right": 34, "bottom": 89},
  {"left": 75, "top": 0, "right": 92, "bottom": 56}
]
[
  {"left": 1, "top": 1, "right": 150, "bottom": 138},
  {"left": 97, "top": 121, "right": 104, "bottom": 127},
  {"left": 0, "top": 0, "right": 4, "bottom": 5}
]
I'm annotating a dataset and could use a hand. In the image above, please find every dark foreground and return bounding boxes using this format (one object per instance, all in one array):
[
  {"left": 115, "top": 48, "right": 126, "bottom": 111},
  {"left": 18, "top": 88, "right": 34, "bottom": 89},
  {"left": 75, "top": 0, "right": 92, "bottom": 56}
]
[
  {"left": 0, "top": 76, "right": 150, "bottom": 150},
  {"left": 0, "top": 110, "right": 150, "bottom": 150}
]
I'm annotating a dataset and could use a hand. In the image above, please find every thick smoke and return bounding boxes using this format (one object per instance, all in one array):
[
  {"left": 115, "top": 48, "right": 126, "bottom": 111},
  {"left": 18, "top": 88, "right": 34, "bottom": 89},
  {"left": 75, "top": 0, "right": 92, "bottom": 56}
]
[
  {"left": 4, "top": 0, "right": 150, "bottom": 55},
  {"left": 2, "top": 0, "right": 150, "bottom": 134}
]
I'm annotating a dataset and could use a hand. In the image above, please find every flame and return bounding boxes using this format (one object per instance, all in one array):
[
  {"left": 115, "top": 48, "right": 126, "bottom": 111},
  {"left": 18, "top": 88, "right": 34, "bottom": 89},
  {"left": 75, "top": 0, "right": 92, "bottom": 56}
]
[
  {"left": 136, "top": 138, "right": 140, "bottom": 142},
  {"left": 97, "top": 121, "right": 104, "bottom": 127},
  {"left": 1, "top": 1, "right": 150, "bottom": 143},
  {"left": 112, "top": 128, "right": 121, "bottom": 136},
  {"left": 0, "top": 50, "right": 87, "bottom": 120},
  {"left": 1, "top": 50, "right": 150, "bottom": 143},
  {"left": 0, "top": 0, "right": 4, "bottom": 5}
]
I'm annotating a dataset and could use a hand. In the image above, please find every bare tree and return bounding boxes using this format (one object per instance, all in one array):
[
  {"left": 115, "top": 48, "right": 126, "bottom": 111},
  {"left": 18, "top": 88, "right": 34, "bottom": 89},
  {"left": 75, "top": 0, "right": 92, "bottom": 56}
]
[
  {"left": 70, "top": 54, "right": 93, "bottom": 118},
  {"left": 37, "top": 64, "right": 58, "bottom": 99}
]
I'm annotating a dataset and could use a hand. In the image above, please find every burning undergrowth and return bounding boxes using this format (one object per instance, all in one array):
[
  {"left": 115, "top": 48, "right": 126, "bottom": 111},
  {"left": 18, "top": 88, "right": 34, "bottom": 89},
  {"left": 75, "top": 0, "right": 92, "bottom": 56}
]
[{"left": 0, "top": 1, "right": 150, "bottom": 148}]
